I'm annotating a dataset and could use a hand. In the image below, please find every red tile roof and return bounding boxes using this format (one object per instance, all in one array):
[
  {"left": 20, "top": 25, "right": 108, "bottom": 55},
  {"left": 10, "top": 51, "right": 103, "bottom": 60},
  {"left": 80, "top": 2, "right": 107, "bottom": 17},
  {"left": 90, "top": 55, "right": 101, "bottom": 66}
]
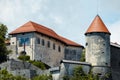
[
  {"left": 10, "top": 21, "right": 83, "bottom": 47},
  {"left": 85, "top": 15, "right": 111, "bottom": 35}
]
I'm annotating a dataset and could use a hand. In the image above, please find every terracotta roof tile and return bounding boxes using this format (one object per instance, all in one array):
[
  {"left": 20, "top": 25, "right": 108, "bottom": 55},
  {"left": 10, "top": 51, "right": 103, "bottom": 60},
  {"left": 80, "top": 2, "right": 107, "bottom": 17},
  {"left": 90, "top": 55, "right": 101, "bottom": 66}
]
[
  {"left": 85, "top": 15, "right": 111, "bottom": 35},
  {"left": 10, "top": 21, "right": 83, "bottom": 47}
]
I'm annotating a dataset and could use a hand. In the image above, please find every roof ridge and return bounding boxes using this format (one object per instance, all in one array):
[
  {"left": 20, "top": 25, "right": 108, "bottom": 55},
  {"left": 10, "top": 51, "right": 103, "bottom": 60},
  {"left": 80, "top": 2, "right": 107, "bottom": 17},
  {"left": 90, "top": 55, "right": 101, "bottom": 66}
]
[{"left": 30, "top": 21, "right": 60, "bottom": 38}]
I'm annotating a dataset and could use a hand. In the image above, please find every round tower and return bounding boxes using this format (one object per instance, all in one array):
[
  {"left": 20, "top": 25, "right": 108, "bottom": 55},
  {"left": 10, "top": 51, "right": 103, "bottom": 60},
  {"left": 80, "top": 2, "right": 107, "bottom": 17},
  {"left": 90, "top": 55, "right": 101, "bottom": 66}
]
[{"left": 85, "top": 15, "right": 111, "bottom": 75}]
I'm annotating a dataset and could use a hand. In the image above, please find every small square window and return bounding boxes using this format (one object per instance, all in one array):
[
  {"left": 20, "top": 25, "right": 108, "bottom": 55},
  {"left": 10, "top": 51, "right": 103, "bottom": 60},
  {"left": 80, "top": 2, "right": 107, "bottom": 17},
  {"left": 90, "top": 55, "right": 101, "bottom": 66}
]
[
  {"left": 86, "top": 43, "right": 88, "bottom": 46},
  {"left": 12, "top": 42, "right": 14, "bottom": 44}
]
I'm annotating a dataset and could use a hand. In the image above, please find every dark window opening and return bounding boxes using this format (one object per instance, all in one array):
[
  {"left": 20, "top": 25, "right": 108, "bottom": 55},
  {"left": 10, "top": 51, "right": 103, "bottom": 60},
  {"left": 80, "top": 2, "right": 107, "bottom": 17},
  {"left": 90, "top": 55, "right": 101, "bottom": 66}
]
[
  {"left": 86, "top": 43, "right": 88, "bottom": 46},
  {"left": 12, "top": 42, "right": 14, "bottom": 44},
  {"left": 105, "top": 63, "right": 108, "bottom": 65},
  {"left": 58, "top": 46, "right": 61, "bottom": 52},
  {"left": 42, "top": 39, "right": 45, "bottom": 46},
  {"left": 22, "top": 33, "right": 25, "bottom": 35},
  {"left": 37, "top": 38, "right": 40, "bottom": 44},
  {"left": 53, "top": 43, "right": 55, "bottom": 50},
  {"left": 47, "top": 41, "right": 50, "bottom": 48},
  {"left": 102, "top": 52, "right": 104, "bottom": 54}
]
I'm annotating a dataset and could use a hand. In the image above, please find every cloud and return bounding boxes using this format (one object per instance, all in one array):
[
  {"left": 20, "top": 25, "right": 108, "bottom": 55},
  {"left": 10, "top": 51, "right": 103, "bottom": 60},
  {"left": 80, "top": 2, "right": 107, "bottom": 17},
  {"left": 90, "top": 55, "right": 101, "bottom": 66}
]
[
  {"left": 0, "top": 0, "right": 48, "bottom": 32},
  {"left": 109, "top": 21, "right": 120, "bottom": 44}
]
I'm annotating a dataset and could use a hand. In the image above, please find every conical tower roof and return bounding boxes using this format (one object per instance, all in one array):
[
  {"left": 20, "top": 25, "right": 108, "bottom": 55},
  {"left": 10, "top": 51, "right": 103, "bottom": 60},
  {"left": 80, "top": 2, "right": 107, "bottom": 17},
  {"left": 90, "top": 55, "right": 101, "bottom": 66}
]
[{"left": 85, "top": 15, "right": 111, "bottom": 35}]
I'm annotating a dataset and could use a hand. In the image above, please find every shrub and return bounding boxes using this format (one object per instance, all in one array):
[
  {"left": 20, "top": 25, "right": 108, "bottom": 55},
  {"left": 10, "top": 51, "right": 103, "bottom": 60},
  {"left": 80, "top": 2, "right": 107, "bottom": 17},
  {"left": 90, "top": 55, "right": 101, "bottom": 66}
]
[
  {"left": 0, "top": 69, "right": 27, "bottom": 80},
  {"left": 18, "top": 55, "right": 30, "bottom": 61},
  {"left": 29, "top": 60, "right": 46, "bottom": 70},
  {"left": 64, "top": 66, "right": 99, "bottom": 80},
  {"left": 32, "top": 74, "right": 52, "bottom": 80}
]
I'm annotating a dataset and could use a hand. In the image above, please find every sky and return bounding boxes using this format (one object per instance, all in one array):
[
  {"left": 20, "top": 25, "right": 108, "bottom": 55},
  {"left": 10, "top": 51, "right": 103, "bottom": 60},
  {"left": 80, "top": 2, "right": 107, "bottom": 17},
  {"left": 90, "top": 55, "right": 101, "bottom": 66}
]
[{"left": 0, "top": 0, "right": 120, "bottom": 46}]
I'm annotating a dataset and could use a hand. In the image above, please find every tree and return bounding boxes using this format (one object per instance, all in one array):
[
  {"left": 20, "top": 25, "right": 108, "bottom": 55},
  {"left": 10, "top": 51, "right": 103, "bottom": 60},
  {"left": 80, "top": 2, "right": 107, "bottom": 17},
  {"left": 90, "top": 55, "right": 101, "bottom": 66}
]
[
  {"left": 63, "top": 66, "right": 99, "bottom": 80},
  {"left": 0, "top": 24, "right": 10, "bottom": 63},
  {"left": 0, "top": 69, "right": 27, "bottom": 80},
  {"left": 80, "top": 49, "right": 85, "bottom": 62}
]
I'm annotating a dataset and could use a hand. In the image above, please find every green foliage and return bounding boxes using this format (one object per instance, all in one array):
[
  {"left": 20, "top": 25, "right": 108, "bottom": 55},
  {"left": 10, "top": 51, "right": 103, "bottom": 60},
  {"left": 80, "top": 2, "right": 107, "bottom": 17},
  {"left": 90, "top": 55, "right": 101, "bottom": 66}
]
[
  {"left": 80, "top": 49, "right": 85, "bottom": 61},
  {"left": 18, "top": 55, "right": 30, "bottom": 61},
  {"left": 0, "top": 69, "right": 27, "bottom": 80},
  {"left": 63, "top": 75, "right": 70, "bottom": 80},
  {"left": 0, "top": 69, "right": 53, "bottom": 80},
  {"left": 0, "top": 24, "right": 10, "bottom": 63},
  {"left": 63, "top": 66, "right": 99, "bottom": 80},
  {"left": 29, "top": 60, "right": 46, "bottom": 70},
  {"left": 32, "top": 74, "right": 52, "bottom": 80}
]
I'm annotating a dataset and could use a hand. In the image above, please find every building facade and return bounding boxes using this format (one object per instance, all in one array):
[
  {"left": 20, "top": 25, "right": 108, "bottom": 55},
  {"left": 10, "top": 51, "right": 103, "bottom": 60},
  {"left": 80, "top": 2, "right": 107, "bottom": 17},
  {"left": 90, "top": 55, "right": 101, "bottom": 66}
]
[{"left": 8, "top": 21, "right": 83, "bottom": 67}]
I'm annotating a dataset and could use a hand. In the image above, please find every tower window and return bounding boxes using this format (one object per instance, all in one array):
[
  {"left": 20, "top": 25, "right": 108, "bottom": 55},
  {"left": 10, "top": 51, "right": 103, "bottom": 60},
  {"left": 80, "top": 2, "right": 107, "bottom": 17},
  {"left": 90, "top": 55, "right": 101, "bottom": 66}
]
[
  {"left": 105, "top": 63, "right": 108, "bottom": 65},
  {"left": 53, "top": 43, "right": 55, "bottom": 50},
  {"left": 86, "top": 43, "right": 88, "bottom": 46},
  {"left": 42, "top": 39, "right": 45, "bottom": 46},
  {"left": 12, "top": 42, "right": 14, "bottom": 44},
  {"left": 47, "top": 41, "right": 50, "bottom": 48}
]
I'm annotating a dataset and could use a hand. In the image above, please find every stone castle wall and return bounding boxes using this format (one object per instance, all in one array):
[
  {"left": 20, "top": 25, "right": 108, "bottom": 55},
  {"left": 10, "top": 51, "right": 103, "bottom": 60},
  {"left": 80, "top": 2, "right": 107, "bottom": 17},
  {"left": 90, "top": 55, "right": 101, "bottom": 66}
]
[
  {"left": 85, "top": 33, "right": 110, "bottom": 75},
  {"left": 111, "top": 44, "right": 120, "bottom": 80},
  {"left": 8, "top": 32, "right": 83, "bottom": 67}
]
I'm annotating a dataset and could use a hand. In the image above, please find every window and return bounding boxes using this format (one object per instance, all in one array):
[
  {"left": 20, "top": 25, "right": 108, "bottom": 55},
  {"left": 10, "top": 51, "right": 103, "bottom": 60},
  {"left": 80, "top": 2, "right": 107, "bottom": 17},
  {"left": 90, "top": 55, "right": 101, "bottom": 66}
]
[
  {"left": 37, "top": 38, "right": 40, "bottom": 44},
  {"left": 47, "top": 41, "right": 50, "bottom": 48},
  {"left": 19, "top": 37, "right": 30, "bottom": 46},
  {"left": 58, "top": 46, "right": 61, "bottom": 52},
  {"left": 42, "top": 39, "right": 45, "bottom": 46},
  {"left": 25, "top": 38, "right": 30, "bottom": 46},
  {"left": 12, "top": 42, "right": 14, "bottom": 44},
  {"left": 53, "top": 43, "right": 55, "bottom": 50},
  {"left": 86, "top": 43, "right": 88, "bottom": 46}
]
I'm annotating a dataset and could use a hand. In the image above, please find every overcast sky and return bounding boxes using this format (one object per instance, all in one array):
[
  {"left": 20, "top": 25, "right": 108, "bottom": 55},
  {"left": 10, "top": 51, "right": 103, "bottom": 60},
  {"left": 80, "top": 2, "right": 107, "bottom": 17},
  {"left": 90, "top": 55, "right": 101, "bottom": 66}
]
[{"left": 0, "top": 0, "right": 120, "bottom": 46}]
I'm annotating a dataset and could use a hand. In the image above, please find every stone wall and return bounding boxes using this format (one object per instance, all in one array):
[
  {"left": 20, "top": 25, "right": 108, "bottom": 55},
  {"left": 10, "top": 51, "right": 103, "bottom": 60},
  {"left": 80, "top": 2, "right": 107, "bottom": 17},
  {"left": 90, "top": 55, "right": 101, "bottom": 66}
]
[
  {"left": 34, "top": 33, "right": 65, "bottom": 67},
  {"left": 64, "top": 46, "right": 83, "bottom": 61},
  {"left": 111, "top": 44, "right": 120, "bottom": 80},
  {"left": 59, "top": 60, "right": 91, "bottom": 80},
  {"left": 0, "top": 59, "right": 47, "bottom": 79}
]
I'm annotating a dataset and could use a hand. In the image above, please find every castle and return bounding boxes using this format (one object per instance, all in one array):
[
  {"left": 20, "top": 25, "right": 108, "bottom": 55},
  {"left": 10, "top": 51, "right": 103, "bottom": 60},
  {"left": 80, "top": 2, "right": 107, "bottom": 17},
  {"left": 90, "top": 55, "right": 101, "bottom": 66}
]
[
  {"left": 8, "top": 21, "right": 83, "bottom": 67},
  {"left": 5, "top": 15, "right": 120, "bottom": 80}
]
